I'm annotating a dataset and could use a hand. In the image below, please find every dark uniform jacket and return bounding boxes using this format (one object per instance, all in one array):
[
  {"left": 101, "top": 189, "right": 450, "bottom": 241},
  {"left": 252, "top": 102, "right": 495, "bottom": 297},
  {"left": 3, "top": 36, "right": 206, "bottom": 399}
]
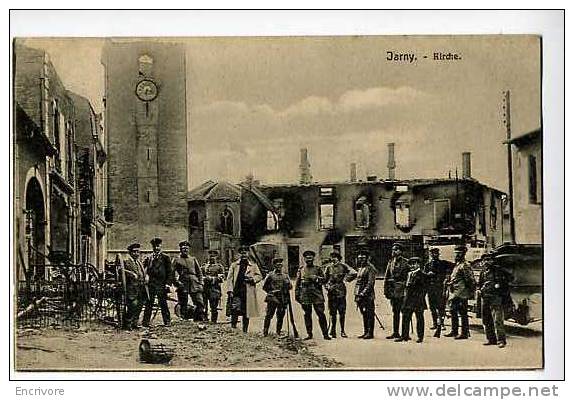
[
  {"left": 478, "top": 264, "right": 512, "bottom": 306},
  {"left": 202, "top": 262, "right": 225, "bottom": 300},
  {"left": 447, "top": 260, "right": 476, "bottom": 300},
  {"left": 354, "top": 262, "right": 377, "bottom": 302},
  {"left": 262, "top": 271, "right": 292, "bottom": 306},
  {"left": 173, "top": 255, "right": 203, "bottom": 293},
  {"left": 384, "top": 256, "right": 410, "bottom": 299},
  {"left": 122, "top": 256, "right": 146, "bottom": 298},
  {"left": 403, "top": 268, "right": 429, "bottom": 311},
  {"left": 295, "top": 264, "right": 325, "bottom": 305},
  {"left": 423, "top": 259, "right": 454, "bottom": 289},
  {"left": 324, "top": 261, "right": 358, "bottom": 298},
  {"left": 144, "top": 252, "right": 174, "bottom": 289}
]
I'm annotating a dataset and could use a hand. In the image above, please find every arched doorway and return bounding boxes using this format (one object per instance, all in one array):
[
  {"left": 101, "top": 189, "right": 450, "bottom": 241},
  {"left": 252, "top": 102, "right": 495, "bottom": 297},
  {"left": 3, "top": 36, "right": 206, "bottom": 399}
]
[{"left": 24, "top": 177, "right": 46, "bottom": 280}]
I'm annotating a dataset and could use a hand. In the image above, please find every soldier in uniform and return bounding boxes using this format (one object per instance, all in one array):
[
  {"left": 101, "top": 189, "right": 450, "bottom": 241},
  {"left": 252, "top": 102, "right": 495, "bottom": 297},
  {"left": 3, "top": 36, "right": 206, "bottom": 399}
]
[
  {"left": 354, "top": 247, "right": 377, "bottom": 339},
  {"left": 202, "top": 249, "right": 225, "bottom": 323},
  {"left": 383, "top": 243, "right": 410, "bottom": 339},
  {"left": 142, "top": 237, "right": 175, "bottom": 327},
  {"left": 226, "top": 245, "right": 262, "bottom": 333},
  {"left": 261, "top": 257, "right": 292, "bottom": 336},
  {"left": 324, "top": 250, "right": 357, "bottom": 338},
  {"left": 423, "top": 248, "right": 454, "bottom": 333},
  {"left": 173, "top": 240, "right": 205, "bottom": 321},
  {"left": 477, "top": 253, "right": 512, "bottom": 348},
  {"left": 444, "top": 244, "right": 476, "bottom": 340},
  {"left": 396, "top": 257, "right": 429, "bottom": 343},
  {"left": 121, "top": 242, "right": 147, "bottom": 330},
  {"left": 295, "top": 250, "right": 331, "bottom": 340}
]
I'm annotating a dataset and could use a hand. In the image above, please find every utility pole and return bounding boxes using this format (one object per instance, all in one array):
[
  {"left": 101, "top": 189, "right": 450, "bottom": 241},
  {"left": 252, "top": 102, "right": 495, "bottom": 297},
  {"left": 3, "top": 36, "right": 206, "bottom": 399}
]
[{"left": 503, "top": 90, "right": 516, "bottom": 244}]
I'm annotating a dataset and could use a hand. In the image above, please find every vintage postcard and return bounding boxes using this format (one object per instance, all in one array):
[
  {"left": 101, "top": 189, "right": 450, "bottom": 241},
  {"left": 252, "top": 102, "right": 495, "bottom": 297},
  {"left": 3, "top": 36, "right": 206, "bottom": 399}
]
[{"left": 13, "top": 35, "right": 543, "bottom": 372}]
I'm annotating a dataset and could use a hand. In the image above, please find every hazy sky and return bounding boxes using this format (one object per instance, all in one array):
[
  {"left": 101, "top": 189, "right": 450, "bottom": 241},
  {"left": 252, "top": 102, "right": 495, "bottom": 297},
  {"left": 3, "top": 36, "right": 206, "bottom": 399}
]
[{"left": 22, "top": 36, "right": 541, "bottom": 192}]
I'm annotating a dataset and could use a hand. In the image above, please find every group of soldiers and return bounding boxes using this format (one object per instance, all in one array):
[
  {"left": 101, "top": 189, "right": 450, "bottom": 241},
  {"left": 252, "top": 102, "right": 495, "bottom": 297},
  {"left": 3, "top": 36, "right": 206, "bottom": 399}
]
[
  {"left": 120, "top": 237, "right": 226, "bottom": 330},
  {"left": 119, "top": 237, "right": 512, "bottom": 349}
]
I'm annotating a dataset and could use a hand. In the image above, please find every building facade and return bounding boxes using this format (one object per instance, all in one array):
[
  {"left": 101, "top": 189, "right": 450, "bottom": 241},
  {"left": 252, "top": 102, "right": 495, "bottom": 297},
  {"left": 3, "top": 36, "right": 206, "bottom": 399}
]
[
  {"left": 14, "top": 43, "right": 81, "bottom": 280},
  {"left": 255, "top": 178, "right": 507, "bottom": 275},
  {"left": 68, "top": 92, "right": 108, "bottom": 271},
  {"left": 508, "top": 129, "right": 542, "bottom": 244},
  {"left": 101, "top": 40, "right": 188, "bottom": 253}
]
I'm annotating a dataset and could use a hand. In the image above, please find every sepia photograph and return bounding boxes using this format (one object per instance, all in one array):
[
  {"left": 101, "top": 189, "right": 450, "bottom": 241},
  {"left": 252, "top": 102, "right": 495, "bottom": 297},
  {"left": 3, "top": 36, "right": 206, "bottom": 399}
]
[{"left": 12, "top": 32, "right": 545, "bottom": 372}]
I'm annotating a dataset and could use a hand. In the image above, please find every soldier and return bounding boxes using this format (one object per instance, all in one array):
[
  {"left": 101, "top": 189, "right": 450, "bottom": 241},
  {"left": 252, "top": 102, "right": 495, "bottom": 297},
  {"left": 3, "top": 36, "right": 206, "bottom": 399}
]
[
  {"left": 383, "top": 243, "right": 410, "bottom": 339},
  {"left": 226, "top": 245, "right": 262, "bottom": 333},
  {"left": 396, "top": 257, "right": 429, "bottom": 343},
  {"left": 294, "top": 250, "right": 331, "bottom": 340},
  {"left": 173, "top": 240, "right": 205, "bottom": 321},
  {"left": 202, "top": 249, "right": 225, "bottom": 323},
  {"left": 121, "top": 242, "right": 147, "bottom": 330},
  {"left": 477, "top": 253, "right": 512, "bottom": 348},
  {"left": 423, "top": 247, "right": 454, "bottom": 333},
  {"left": 262, "top": 257, "right": 292, "bottom": 336},
  {"left": 324, "top": 250, "right": 357, "bottom": 338},
  {"left": 354, "top": 247, "right": 377, "bottom": 340},
  {"left": 444, "top": 244, "right": 476, "bottom": 340},
  {"left": 142, "top": 237, "right": 175, "bottom": 327}
]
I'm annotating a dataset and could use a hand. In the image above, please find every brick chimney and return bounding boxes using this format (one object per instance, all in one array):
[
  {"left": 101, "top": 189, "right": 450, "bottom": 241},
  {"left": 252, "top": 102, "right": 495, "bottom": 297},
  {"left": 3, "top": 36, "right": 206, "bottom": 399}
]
[
  {"left": 387, "top": 143, "right": 396, "bottom": 180},
  {"left": 350, "top": 163, "right": 357, "bottom": 182},
  {"left": 462, "top": 152, "right": 471, "bottom": 179},
  {"left": 299, "top": 148, "right": 312, "bottom": 184}
]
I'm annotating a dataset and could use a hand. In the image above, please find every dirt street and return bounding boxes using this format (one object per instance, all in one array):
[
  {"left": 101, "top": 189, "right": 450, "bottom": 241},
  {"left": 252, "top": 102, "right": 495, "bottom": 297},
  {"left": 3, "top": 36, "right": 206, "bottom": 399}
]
[{"left": 16, "top": 321, "right": 341, "bottom": 371}]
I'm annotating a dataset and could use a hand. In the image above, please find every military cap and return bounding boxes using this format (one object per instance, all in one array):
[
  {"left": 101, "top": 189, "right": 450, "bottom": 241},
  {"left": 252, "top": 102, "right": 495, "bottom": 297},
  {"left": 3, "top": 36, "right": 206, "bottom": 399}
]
[
  {"left": 392, "top": 243, "right": 404, "bottom": 250},
  {"left": 454, "top": 244, "right": 467, "bottom": 252},
  {"left": 178, "top": 240, "right": 191, "bottom": 247},
  {"left": 238, "top": 245, "right": 250, "bottom": 252},
  {"left": 272, "top": 257, "right": 284, "bottom": 264},
  {"left": 150, "top": 237, "right": 163, "bottom": 246},
  {"left": 127, "top": 243, "right": 141, "bottom": 251},
  {"left": 208, "top": 249, "right": 220, "bottom": 256},
  {"left": 302, "top": 250, "right": 316, "bottom": 257},
  {"left": 330, "top": 250, "right": 342, "bottom": 260},
  {"left": 409, "top": 256, "right": 422, "bottom": 264}
]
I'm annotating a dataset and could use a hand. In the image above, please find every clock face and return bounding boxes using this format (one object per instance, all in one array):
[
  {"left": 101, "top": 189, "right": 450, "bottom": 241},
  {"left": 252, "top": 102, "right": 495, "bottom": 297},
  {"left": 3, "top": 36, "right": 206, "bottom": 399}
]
[{"left": 135, "top": 79, "right": 158, "bottom": 101}]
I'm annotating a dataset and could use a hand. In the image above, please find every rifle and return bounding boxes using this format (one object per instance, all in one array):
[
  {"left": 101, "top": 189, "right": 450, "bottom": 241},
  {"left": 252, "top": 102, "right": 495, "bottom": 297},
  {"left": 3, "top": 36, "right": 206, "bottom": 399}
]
[
  {"left": 286, "top": 292, "right": 299, "bottom": 338},
  {"left": 116, "top": 255, "right": 128, "bottom": 329}
]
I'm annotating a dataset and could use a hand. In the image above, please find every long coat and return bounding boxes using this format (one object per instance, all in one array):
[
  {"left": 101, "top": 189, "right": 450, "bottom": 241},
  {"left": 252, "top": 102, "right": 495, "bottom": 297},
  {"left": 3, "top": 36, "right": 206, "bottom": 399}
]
[
  {"left": 403, "top": 268, "right": 429, "bottom": 311},
  {"left": 295, "top": 264, "right": 326, "bottom": 305},
  {"left": 447, "top": 261, "right": 476, "bottom": 300},
  {"left": 122, "top": 256, "right": 146, "bottom": 299},
  {"left": 225, "top": 260, "right": 262, "bottom": 318},
  {"left": 383, "top": 256, "right": 410, "bottom": 299},
  {"left": 144, "top": 252, "right": 174, "bottom": 290},
  {"left": 173, "top": 255, "right": 203, "bottom": 293}
]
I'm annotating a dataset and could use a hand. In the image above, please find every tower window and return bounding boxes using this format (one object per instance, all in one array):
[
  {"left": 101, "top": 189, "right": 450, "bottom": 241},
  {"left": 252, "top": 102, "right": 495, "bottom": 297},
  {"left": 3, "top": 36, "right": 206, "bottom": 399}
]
[{"left": 138, "top": 54, "right": 154, "bottom": 76}]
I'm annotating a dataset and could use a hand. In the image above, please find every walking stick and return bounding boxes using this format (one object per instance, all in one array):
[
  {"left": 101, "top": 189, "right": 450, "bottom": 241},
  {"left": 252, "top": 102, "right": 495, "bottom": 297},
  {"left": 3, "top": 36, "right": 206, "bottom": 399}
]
[{"left": 374, "top": 311, "right": 385, "bottom": 330}]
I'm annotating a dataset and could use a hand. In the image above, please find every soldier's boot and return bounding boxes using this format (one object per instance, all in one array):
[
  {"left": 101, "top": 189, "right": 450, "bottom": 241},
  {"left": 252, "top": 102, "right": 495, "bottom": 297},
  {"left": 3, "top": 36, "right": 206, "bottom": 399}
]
[
  {"left": 386, "top": 312, "right": 401, "bottom": 339},
  {"left": 263, "top": 316, "right": 272, "bottom": 337},
  {"left": 318, "top": 314, "right": 332, "bottom": 340},
  {"left": 242, "top": 317, "right": 250, "bottom": 333},
  {"left": 455, "top": 316, "right": 470, "bottom": 340},
  {"left": 445, "top": 316, "right": 459, "bottom": 337},
  {"left": 303, "top": 314, "right": 313, "bottom": 340},
  {"left": 276, "top": 315, "right": 284, "bottom": 335},
  {"left": 358, "top": 313, "right": 368, "bottom": 338},
  {"left": 329, "top": 315, "right": 337, "bottom": 338},
  {"left": 231, "top": 314, "right": 238, "bottom": 329},
  {"left": 210, "top": 312, "right": 218, "bottom": 323},
  {"left": 363, "top": 314, "right": 375, "bottom": 339},
  {"left": 340, "top": 315, "right": 347, "bottom": 338}
]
